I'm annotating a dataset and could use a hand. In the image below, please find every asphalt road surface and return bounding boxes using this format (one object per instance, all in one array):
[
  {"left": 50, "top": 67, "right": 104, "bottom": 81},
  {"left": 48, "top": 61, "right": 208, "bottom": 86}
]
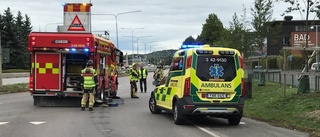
[
  {"left": 0, "top": 72, "right": 310, "bottom": 137},
  {"left": 2, "top": 77, "right": 29, "bottom": 85}
]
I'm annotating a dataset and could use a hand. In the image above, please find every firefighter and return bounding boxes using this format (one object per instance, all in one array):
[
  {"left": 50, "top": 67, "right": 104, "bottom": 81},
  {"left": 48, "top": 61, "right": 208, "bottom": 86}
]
[
  {"left": 130, "top": 63, "right": 140, "bottom": 98},
  {"left": 153, "top": 64, "right": 164, "bottom": 86},
  {"left": 138, "top": 63, "right": 148, "bottom": 93},
  {"left": 80, "top": 60, "right": 98, "bottom": 111}
]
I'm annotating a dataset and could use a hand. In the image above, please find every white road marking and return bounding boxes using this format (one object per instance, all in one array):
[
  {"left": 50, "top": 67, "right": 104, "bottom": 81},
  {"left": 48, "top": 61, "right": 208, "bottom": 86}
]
[
  {"left": 194, "top": 125, "right": 224, "bottom": 137},
  {"left": 0, "top": 122, "right": 9, "bottom": 125},
  {"left": 29, "top": 121, "right": 46, "bottom": 125},
  {"left": 101, "top": 129, "right": 111, "bottom": 132},
  {"left": 240, "top": 122, "right": 245, "bottom": 125}
]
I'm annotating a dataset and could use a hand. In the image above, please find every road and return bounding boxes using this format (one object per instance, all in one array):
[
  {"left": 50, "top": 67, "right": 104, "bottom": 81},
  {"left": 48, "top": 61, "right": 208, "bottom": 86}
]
[
  {"left": 0, "top": 73, "right": 310, "bottom": 137},
  {"left": 2, "top": 77, "right": 29, "bottom": 85}
]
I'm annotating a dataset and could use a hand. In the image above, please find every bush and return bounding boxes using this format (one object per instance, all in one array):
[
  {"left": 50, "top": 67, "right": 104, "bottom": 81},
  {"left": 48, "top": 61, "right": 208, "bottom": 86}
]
[
  {"left": 277, "top": 55, "right": 316, "bottom": 70},
  {"left": 2, "top": 69, "right": 29, "bottom": 73},
  {"left": 0, "top": 83, "right": 28, "bottom": 94},
  {"left": 258, "top": 58, "right": 281, "bottom": 69}
]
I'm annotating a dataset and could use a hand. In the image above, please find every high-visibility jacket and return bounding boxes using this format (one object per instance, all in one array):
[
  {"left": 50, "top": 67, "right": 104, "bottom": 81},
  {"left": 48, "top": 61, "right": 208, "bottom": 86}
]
[
  {"left": 138, "top": 68, "right": 147, "bottom": 79},
  {"left": 130, "top": 68, "right": 139, "bottom": 82},
  {"left": 153, "top": 69, "right": 164, "bottom": 81},
  {"left": 81, "top": 67, "right": 98, "bottom": 88}
]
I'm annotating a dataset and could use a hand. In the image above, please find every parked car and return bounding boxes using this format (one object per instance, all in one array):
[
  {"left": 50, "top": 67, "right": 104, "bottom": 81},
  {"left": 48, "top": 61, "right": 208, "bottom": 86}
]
[
  {"left": 311, "top": 63, "right": 319, "bottom": 71},
  {"left": 254, "top": 65, "right": 263, "bottom": 69}
]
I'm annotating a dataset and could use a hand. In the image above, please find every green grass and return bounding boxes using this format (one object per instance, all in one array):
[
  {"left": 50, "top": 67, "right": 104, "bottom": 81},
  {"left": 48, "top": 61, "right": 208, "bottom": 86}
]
[
  {"left": 244, "top": 80, "right": 320, "bottom": 137},
  {"left": 2, "top": 69, "right": 29, "bottom": 73},
  {"left": 0, "top": 83, "right": 28, "bottom": 94}
]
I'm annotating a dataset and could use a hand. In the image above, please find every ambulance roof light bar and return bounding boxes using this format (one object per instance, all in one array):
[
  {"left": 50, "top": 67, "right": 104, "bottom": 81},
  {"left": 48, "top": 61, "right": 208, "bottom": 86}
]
[
  {"left": 180, "top": 45, "right": 203, "bottom": 49},
  {"left": 180, "top": 44, "right": 210, "bottom": 49}
]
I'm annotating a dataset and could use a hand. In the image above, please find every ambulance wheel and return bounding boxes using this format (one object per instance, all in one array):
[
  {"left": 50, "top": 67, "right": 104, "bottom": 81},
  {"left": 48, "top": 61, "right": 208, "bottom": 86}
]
[
  {"left": 149, "top": 95, "right": 161, "bottom": 114},
  {"left": 173, "top": 101, "right": 185, "bottom": 125},
  {"left": 228, "top": 113, "right": 242, "bottom": 125}
]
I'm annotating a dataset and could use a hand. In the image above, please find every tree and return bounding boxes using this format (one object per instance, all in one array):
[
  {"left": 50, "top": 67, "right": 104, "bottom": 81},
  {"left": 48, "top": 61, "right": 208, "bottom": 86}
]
[
  {"left": 13, "top": 11, "right": 25, "bottom": 69},
  {"left": 182, "top": 36, "right": 196, "bottom": 45},
  {"left": 251, "top": 0, "right": 274, "bottom": 56},
  {"left": 223, "top": 5, "right": 255, "bottom": 58},
  {"left": 2, "top": 7, "right": 18, "bottom": 69},
  {"left": 198, "top": 13, "right": 224, "bottom": 45},
  {"left": 0, "top": 8, "right": 32, "bottom": 69},
  {"left": 22, "top": 14, "right": 32, "bottom": 69}
]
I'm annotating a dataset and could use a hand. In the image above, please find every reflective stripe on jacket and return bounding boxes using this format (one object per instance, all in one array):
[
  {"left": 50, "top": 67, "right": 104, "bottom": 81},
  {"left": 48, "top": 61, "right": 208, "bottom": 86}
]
[{"left": 81, "top": 68, "right": 97, "bottom": 88}]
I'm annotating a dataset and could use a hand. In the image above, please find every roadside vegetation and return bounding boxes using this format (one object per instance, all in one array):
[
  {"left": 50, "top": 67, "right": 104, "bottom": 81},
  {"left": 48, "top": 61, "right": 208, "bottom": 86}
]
[
  {"left": 0, "top": 83, "right": 28, "bottom": 94},
  {"left": 2, "top": 69, "right": 29, "bottom": 73},
  {"left": 244, "top": 80, "right": 320, "bottom": 137}
]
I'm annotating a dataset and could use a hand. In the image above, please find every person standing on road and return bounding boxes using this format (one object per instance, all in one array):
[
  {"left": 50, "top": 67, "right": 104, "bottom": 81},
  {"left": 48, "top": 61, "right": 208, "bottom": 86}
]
[
  {"left": 153, "top": 64, "right": 164, "bottom": 86},
  {"left": 80, "top": 60, "right": 98, "bottom": 111},
  {"left": 130, "top": 63, "right": 140, "bottom": 98},
  {"left": 138, "top": 63, "right": 148, "bottom": 93}
]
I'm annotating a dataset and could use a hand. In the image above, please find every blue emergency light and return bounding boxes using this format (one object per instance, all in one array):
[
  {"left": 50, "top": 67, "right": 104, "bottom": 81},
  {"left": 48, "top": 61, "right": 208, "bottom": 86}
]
[
  {"left": 84, "top": 48, "right": 89, "bottom": 52},
  {"left": 180, "top": 44, "right": 204, "bottom": 49},
  {"left": 61, "top": 3, "right": 66, "bottom": 6},
  {"left": 71, "top": 48, "right": 76, "bottom": 52}
]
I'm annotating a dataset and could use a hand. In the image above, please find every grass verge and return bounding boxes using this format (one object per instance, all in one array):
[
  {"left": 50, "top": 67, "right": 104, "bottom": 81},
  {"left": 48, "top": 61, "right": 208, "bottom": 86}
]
[
  {"left": 244, "top": 80, "right": 320, "bottom": 137},
  {"left": 2, "top": 69, "right": 29, "bottom": 73},
  {"left": 0, "top": 83, "right": 28, "bottom": 94}
]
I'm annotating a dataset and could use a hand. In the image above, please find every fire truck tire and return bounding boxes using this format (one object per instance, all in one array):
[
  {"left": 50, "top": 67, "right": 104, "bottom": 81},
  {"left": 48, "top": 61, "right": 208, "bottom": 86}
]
[
  {"left": 110, "top": 86, "right": 118, "bottom": 97},
  {"left": 100, "top": 85, "right": 106, "bottom": 101}
]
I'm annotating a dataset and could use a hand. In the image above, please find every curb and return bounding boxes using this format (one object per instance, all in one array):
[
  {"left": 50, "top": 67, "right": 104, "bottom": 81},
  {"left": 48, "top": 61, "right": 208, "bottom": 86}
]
[{"left": 2, "top": 73, "right": 29, "bottom": 78}]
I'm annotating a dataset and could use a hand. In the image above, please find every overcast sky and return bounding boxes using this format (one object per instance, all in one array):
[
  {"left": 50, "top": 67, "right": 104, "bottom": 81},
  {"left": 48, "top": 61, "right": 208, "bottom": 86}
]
[{"left": 0, "top": 0, "right": 316, "bottom": 54}]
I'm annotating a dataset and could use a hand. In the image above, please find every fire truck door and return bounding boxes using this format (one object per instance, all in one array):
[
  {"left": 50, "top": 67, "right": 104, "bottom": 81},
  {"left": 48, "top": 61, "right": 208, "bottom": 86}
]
[{"left": 34, "top": 53, "right": 61, "bottom": 91}]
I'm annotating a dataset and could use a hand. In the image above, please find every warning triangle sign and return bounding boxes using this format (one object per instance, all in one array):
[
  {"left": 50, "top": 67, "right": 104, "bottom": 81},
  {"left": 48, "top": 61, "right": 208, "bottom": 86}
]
[{"left": 68, "top": 15, "right": 85, "bottom": 31}]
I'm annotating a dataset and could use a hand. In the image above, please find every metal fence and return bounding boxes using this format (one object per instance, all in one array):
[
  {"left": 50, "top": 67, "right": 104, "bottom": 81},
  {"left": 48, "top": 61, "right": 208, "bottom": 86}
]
[{"left": 253, "top": 70, "right": 320, "bottom": 91}]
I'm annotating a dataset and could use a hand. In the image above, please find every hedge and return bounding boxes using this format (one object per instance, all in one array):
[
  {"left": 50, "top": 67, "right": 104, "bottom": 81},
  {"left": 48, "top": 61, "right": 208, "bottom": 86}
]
[{"left": 250, "top": 55, "right": 315, "bottom": 70}]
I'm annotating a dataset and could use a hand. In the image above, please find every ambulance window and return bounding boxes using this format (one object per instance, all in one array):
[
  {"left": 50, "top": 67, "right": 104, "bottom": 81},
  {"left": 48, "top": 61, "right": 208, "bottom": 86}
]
[
  {"left": 196, "top": 55, "right": 236, "bottom": 81},
  {"left": 171, "top": 57, "right": 184, "bottom": 71}
]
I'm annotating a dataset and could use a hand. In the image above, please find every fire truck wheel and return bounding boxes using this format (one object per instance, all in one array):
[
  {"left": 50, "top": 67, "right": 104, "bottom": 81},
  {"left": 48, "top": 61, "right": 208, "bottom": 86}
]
[
  {"left": 100, "top": 86, "right": 106, "bottom": 101},
  {"left": 110, "top": 86, "right": 118, "bottom": 97}
]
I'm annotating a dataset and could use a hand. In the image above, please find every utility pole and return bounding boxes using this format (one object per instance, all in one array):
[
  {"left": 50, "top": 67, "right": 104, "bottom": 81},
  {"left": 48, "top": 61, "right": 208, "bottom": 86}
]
[
  {"left": 0, "top": 32, "right": 3, "bottom": 87},
  {"left": 316, "top": 25, "right": 318, "bottom": 72}
]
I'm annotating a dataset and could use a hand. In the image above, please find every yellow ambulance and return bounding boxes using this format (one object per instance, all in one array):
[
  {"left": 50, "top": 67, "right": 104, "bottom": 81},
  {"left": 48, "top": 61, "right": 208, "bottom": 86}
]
[{"left": 149, "top": 44, "right": 246, "bottom": 125}]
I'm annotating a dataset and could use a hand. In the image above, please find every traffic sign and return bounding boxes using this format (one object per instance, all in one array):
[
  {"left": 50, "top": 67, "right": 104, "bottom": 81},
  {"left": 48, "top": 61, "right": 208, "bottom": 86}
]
[{"left": 289, "top": 55, "right": 292, "bottom": 62}]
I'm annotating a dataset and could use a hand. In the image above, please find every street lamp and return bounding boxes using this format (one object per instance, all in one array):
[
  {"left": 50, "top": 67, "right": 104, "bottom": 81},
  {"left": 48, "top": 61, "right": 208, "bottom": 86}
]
[
  {"left": 311, "top": 25, "right": 319, "bottom": 72},
  {"left": 139, "top": 41, "right": 158, "bottom": 63},
  {"left": 135, "top": 35, "right": 153, "bottom": 55},
  {"left": 122, "top": 27, "right": 144, "bottom": 63},
  {"left": 0, "top": 32, "right": 2, "bottom": 87},
  {"left": 91, "top": 10, "right": 142, "bottom": 49},
  {"left": 45, "top": 23, "right": 63, "bottom": 32},
  {"left": 123, "top": 35, "right": 152, "bottom": 62}
]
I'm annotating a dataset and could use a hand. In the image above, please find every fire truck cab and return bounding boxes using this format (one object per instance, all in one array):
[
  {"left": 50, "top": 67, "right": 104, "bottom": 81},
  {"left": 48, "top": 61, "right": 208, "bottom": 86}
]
[{"left": 28, "top": 32, "right": 123, "bottom": 106}]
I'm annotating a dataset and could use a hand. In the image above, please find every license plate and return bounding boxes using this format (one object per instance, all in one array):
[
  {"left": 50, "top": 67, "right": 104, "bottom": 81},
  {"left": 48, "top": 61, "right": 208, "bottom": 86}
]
[{"left": 206, "top": 93, "right": 226, "bottom": 99}]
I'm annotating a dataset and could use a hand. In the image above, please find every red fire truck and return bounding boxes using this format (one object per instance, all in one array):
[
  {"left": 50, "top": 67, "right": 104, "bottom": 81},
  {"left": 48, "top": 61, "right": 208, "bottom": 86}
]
[{"left": 28, "top": 32, "right": 123, "bottom": 106}]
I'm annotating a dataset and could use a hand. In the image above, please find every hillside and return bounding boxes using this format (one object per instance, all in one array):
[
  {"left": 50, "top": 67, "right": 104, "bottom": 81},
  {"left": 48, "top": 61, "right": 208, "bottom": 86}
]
[{"left": 127, "top": 49, "right": 178, "bottom": 65}]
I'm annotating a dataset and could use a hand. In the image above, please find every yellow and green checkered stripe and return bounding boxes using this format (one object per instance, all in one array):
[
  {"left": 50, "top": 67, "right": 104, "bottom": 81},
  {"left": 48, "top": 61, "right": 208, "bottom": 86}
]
[
  {"left": 156, "top": 87, "right": 172, "bottom": 101},
  {"left": 31, "top": 62, "right": 60, "bottom": 74}
]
